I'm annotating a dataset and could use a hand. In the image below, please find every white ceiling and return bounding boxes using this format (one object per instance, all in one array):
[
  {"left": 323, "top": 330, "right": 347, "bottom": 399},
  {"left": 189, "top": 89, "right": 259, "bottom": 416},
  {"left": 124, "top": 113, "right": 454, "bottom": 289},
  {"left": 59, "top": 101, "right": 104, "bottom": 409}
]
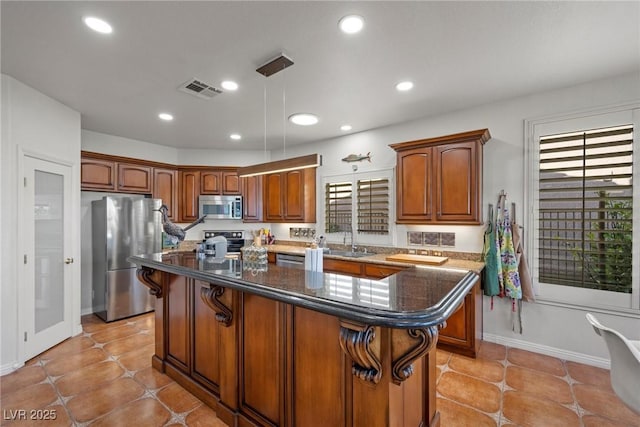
[{"left": 2, "top": 1, "right": 639, "bottom": 151}]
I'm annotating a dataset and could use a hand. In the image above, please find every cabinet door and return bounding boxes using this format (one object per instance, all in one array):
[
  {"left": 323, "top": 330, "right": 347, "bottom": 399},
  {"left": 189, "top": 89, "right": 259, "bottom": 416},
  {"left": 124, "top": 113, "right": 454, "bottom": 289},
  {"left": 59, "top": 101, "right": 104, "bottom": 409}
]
[
  {"left": 362, "top": 263, "right": 406, "bottom": 279},
  {"left": 323, "top": 258, "right": 363, "bottom": 276},
  {"left": 193, "top": 281, "right": 221, "bottom": 389},
  {"left": 201, "top": 170, "right": 221, "bottom": 194},
  {"left": 242, "top": 175, "right": 263, "bottom": 222},
  {"left": 179, "top": 170, "right": 201, "bottom": 222},
  {"left": 264, "top": 173, "right": 284, "bottom": 221},
  {"left": 283, "top": 170, "right": 305, "bottom": 221},
  {"left": 117, "top": 163, "right": 152, "bottom": 193},
  {"left": 435, "top": 141, "right": 478, "bottom": 222},
  {"left": 81, "top": 158, "right": 116, "bottom": 191},
  {"left": 222, "top": 171, "right": 240, "bottom": 195},
  {"left": 153, "top": 168, "right": 178, "bottom": 220},
  {"left": 396, "top": 148, "right": 433, "bottom": 223},
  {"left": 166, "top": 274, "right": 190, "bottom": 373}
]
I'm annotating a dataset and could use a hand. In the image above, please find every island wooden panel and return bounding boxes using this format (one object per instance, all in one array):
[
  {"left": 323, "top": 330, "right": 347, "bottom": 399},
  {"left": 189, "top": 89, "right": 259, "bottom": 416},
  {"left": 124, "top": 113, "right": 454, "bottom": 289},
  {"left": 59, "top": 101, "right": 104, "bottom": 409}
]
[{"left": 144, "top": 268, "right": 444, "bottom": 427}]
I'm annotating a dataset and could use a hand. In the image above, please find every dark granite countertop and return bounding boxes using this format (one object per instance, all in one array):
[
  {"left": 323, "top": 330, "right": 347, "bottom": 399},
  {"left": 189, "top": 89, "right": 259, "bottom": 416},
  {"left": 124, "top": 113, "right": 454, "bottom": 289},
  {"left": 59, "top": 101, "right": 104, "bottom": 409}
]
[{"left": 129, "top": 252, "right": 478, "bottom": 329}]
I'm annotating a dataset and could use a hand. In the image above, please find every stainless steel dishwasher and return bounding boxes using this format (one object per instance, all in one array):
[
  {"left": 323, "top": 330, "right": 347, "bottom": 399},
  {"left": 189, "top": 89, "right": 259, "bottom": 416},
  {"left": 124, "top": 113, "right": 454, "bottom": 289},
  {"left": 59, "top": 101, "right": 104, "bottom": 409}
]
[{"left": 276, "top": 253, "right": 305, "bottom": 269}]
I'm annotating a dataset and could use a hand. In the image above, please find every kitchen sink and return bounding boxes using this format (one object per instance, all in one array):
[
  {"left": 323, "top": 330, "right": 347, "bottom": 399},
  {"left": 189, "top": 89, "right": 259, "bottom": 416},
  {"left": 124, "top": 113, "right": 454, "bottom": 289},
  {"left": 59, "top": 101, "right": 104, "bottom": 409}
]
[{"left": 324, "top": 250, "right": 375, "bottom": 258}]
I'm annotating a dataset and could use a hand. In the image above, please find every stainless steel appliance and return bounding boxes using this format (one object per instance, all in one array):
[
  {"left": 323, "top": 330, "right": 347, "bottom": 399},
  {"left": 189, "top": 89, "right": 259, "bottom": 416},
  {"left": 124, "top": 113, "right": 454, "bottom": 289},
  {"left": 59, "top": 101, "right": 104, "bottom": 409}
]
[
  {"left": 92, "top": 196, "right": 161, "bottom": 322},
  {"left": 203, "top": 230, "right": 244, "bottom": 254},
  {"left": 199, "top": 195, "right": 242, "bottom": 219},
  {"left": 276, "top": 253, "right": 305, "bottom": 268}
]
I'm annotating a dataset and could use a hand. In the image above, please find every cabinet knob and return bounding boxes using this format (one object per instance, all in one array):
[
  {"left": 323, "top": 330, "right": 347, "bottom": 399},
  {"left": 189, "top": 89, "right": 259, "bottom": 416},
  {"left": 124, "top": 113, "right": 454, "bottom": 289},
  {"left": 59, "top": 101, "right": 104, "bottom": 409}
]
[{"left": 65, "top": 257, "right": 74, "bottom": 264}]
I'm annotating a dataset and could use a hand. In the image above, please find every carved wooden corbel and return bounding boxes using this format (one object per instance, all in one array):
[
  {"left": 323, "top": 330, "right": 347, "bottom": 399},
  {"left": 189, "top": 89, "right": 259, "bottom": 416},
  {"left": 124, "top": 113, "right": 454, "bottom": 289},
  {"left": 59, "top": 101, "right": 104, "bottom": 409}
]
[
  {"left": 339, "top": 321, "right": 382, "bottom": 384},
  {"left": 136, "top": 266, "right": 163, "bottom": 298},
  {"left": 391, "top": 325, "right": 440, "bottom": 384},
  {"left": 200, "top": 285, "right": 233, "bottom": 327}
]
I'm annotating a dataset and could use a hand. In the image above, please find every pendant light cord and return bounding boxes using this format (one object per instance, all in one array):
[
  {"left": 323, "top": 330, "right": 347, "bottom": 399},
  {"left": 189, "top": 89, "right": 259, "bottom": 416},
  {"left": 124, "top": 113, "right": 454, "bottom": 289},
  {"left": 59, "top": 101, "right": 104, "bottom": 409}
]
[
  {"left": 282, "top": 63, "right": 286, "bottom": 158},
  {"left": 263, "top": 81, "right": 267, "bottom": 162}
]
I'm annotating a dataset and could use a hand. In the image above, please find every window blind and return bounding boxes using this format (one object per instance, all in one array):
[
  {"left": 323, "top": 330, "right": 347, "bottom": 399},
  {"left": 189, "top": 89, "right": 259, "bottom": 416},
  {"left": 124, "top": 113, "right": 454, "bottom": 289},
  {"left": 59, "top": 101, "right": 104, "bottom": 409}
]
[
  {"left": 325, "top": 182, "right": 352, "bottom": 233},
  {"left": 538, "top": 125, "right": 633, "bottom": 293},
  {"left": 357, "top": 178, "right": 389, "bottom": 235}
]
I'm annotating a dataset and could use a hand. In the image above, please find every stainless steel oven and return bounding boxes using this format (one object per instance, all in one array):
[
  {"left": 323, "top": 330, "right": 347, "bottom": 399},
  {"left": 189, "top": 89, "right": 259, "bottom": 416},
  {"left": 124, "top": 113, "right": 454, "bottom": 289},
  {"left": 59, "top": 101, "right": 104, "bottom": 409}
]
[{"left": 203, "top": 230, "right": 245, "bottom": 255}]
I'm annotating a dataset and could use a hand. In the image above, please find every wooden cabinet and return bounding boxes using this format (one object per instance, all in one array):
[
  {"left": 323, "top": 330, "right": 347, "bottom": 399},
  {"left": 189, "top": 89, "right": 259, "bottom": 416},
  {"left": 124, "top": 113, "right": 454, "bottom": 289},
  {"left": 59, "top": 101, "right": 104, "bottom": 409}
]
[
  {"left": 166, "top": 273, "right": 190, "bottom": 373},
  {"left": 438, "top": 277, "right": 483, "bottom": 358},
  {"left": 201, "top": 170, "right": 221, "bottom": 194},
  {"left": 323, "top": 258, "right": 407, "bottom": 279},
  {"left": 263, "top": 168, "right": 316, "bottom": 223},
  {"left": 81, "top": 158, "right": 116, "bottom": 191},
  {"left": 153, "top": 168, "right": 177, "bottom": 220},
  {"left": 242, "top": 175, "right": 263, "bottom": 222},
  {"left": 201, "top": 170, "right": 240, "bottom": 195},
  {"left": 390, "top": 129, "right": 490, "bottom": 224},
  {"left": 179, "top": 170, "right": 200, "bottom": 222},
  {"left": 222, "top": 171, "right": 240, "bottom": 194},
  {"left": 117, "top": 163, "right": 152, "bottom": 193}
]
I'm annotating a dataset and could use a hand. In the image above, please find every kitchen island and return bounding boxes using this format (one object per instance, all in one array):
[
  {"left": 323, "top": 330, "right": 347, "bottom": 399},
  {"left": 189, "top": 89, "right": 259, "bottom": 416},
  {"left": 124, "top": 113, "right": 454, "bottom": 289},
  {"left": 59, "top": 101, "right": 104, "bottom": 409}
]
[{"left": 129, "top": 252, "right": 478, "bottom": 427}]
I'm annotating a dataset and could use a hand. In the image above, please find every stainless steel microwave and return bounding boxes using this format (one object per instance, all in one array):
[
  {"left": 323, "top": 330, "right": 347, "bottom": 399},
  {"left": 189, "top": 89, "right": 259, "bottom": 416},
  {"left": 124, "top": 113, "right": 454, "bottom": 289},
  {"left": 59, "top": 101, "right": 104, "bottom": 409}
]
[{"left": 199, "top": 195, "right": 243, "bottom": 220}]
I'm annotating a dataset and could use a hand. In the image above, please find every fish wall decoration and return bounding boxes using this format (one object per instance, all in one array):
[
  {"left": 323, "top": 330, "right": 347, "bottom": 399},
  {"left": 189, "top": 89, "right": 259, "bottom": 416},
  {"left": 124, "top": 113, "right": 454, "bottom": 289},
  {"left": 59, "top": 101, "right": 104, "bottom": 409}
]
[{"left": 341, "top": 152, "right": 372, "bottom": 163}]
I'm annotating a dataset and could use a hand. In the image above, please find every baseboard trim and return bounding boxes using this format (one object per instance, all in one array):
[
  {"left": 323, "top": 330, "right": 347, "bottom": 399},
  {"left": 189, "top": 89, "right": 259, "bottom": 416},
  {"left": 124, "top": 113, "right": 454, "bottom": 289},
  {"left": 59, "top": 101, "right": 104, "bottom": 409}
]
[
  {"left": 0, "top": 361, "right": 24, "bottom": 376},
  {"left": 81, "top": 307, "right": 93, "bottom": 316},
  {"left": 483, "top": 333, "right": 610, "bottom": 370}
]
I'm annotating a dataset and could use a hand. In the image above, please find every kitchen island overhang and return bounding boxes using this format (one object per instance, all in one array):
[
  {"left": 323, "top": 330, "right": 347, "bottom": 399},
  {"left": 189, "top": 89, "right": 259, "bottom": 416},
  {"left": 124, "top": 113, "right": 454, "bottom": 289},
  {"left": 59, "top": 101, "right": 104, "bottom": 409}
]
[{"left": 128, "top": 252, "right": 478, "bottom": 427}]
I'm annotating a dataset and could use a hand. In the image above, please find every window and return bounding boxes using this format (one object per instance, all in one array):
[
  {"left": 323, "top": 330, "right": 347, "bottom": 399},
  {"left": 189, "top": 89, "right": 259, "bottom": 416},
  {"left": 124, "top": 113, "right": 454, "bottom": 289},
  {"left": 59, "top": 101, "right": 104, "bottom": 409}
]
[
  {"left": 527, "top": 106, "right": 640, "bottom": 311},
  {"left": 323, "top": 169, "right": 394, "bottom": 245},
  {"left": 357, "top": 178, "right": 389, "bottom": 235},
  {"left": 539, "top": 125, "right": 633, "bottom": 293}
]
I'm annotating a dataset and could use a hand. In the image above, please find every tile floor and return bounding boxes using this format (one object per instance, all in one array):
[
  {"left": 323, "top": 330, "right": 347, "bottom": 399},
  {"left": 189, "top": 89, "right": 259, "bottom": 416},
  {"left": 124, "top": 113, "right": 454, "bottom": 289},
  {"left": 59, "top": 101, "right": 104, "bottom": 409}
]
[{"left": 1, "top": 312, "right": 638, "bottom": 426}]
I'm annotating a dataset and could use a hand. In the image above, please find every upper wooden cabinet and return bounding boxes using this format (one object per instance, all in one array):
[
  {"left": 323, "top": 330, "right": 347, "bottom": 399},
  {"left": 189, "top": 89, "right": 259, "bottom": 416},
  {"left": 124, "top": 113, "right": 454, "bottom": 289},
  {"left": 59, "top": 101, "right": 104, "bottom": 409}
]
[
  {"left": 201, "top": 170, "right": 240, "bottom": 195},
  {"left": 242, "top": 175, "right": 263, "bottom": 222},
  {"left": 390, "top": 129, "right": 490, "bottom": 225},
  {"left": 153, "top": 168, "right": 178, "bottom": 220},
  {"left": 263, "top": 168, "right": 316, "bottom": 223},
  {"left": 81, "top": 158, "right": 116, "bottom": 191},
  {"left": 179, "top": 170, "right": 201, "bottom": 223},
  {"left": 117, "top": 163, "right": 152, "bottom": 194}
]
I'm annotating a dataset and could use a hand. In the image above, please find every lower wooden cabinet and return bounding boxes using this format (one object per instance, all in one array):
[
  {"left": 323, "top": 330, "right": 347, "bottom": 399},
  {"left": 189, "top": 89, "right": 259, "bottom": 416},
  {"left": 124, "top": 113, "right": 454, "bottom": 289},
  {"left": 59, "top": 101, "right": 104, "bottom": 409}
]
[
  {"left": 437, "top": 277, "right": 483, "bottom": 358},
  {"left": 272, "top": 253, "right": 483, "bottom": 358}
]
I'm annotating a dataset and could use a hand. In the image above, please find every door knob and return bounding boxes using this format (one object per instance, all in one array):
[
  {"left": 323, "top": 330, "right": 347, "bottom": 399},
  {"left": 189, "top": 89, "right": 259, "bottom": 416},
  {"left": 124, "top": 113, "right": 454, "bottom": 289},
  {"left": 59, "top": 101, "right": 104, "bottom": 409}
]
[{"left": 65, "top": 257, "right": 74, "bottom": 264}]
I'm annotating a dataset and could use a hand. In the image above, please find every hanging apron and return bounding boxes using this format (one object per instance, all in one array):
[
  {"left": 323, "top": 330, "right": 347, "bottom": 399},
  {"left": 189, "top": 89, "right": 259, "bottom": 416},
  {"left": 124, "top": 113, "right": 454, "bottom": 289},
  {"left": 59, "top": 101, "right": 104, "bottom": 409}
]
[
  {"left": 496, "top": 204, "right": 522, "bottom": 300},
  {"left": 482, "top": 204, "right": 501, "bottom": 297}
]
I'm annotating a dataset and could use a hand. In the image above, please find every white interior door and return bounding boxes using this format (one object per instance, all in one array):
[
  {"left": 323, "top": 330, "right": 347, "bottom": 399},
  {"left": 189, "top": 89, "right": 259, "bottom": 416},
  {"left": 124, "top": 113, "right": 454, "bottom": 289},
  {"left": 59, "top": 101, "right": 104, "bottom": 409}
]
[{"left": 22, "top": 155, "right": 73, "bottom": 359}]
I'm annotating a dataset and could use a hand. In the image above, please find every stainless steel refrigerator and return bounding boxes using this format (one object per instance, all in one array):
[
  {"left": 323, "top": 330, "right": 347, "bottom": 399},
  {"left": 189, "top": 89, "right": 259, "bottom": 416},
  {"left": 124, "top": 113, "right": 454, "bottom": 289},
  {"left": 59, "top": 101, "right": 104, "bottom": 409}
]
[{"left": 92, "top": 196, "right": 161, "bottom": 321}]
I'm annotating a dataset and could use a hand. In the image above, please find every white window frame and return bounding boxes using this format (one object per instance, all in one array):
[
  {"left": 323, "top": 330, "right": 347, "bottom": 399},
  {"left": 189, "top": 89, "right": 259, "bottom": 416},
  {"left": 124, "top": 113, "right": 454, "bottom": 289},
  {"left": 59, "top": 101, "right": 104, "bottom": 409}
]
[
  {"left": 525, "top": 103, "right": 640, "bottom": 313},
  {"left": 321, "top": 168, "right": 396, "bottom": 247}
]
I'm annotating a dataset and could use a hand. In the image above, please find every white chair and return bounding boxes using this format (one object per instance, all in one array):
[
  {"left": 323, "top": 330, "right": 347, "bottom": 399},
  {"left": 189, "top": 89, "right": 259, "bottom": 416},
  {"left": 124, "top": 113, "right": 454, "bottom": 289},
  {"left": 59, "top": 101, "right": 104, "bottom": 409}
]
[{"left": 586, "top": 313, "right": 640, "bottom": 414}]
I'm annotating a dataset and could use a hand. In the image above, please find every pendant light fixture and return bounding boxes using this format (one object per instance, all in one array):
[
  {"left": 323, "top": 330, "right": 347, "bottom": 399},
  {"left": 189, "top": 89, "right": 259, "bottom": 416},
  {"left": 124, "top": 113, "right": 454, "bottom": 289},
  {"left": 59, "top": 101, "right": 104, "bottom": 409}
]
[{"left": 238, "top": 53, "right": 322, "bottom": 178}]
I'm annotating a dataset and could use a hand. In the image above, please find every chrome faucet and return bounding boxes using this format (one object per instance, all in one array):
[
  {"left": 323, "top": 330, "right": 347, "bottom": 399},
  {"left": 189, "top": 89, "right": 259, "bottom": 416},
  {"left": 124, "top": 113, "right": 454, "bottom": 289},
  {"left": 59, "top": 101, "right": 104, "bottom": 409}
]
[{"left": 343, "top": 228, "right": 357, "bottom": 252}]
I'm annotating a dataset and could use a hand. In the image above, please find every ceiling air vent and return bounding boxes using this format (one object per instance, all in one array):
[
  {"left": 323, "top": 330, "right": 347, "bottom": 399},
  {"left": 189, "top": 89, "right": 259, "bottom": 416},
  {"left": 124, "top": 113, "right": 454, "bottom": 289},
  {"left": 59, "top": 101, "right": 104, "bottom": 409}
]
[{"left": 179, "top": 78, "right": 222, "bottom": 100}]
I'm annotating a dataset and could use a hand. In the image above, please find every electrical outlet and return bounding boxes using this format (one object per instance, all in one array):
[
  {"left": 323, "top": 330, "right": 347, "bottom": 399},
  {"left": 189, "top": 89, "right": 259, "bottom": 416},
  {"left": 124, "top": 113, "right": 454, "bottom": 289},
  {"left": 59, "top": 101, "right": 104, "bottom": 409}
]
[
  {"left": 432, "top": 250, "right": 443, "bottom": 257},
  {"left": 419, "top": 250, "right": 430, "bottom": 256},
  {"left": 408, "top": 249, "right": 416, "bottom": 254}
]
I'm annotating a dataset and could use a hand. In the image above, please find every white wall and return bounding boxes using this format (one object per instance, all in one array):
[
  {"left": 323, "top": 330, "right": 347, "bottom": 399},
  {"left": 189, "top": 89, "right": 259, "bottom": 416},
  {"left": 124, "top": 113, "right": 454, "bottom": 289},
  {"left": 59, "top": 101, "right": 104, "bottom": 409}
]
[
  {"left": 1, "top": 75, "right": 81, "bottom": 374},
  {"left": 275, "top": 71, "right": 640, "bottom": 366}
]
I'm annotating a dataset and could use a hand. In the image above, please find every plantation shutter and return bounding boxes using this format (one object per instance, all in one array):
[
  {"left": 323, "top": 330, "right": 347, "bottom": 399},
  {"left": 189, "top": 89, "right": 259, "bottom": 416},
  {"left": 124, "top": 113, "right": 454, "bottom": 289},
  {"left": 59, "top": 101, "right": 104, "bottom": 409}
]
[
  {"left": 538, "top": 125, "right": 633, "bottom": 293},
  {"left": 357, "top": 178, "right": 389, "bottom": 235},
  {"left": 325, "top": 182, "right": 352, "bottom": 233}
]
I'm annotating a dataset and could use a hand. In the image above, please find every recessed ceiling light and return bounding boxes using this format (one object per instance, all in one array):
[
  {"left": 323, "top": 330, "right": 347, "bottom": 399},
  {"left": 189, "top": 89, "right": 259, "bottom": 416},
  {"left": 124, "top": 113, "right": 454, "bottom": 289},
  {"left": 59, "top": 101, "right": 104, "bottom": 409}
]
[
  {"left": 339, "top": 15, "right": 364, "bottom": 34},
  {"left": 230, "top": 133, "right": 242, "bottom": 140},
  {"left": 158, "top": 113, "right": 173, "bottom": 121},
  {"left": 221, "top": 81, "right": 239, "bottom": 91},
  {"left": 396, "top": 81, "right": 414, "bottom": 92},
  {"left": 83, "top": 16, "right": 113, "bottom": 34},
  {"left": 289, "top": 113, "right": 319, "bottom": 126},
  {"left": 340, "top": 125, "right": 353, "bottom": 131}
]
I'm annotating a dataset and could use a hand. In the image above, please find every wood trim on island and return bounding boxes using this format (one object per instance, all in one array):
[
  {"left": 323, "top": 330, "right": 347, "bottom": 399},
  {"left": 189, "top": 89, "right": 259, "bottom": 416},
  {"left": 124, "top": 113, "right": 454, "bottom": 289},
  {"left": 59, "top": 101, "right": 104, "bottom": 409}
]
[{"left": 131, "top": 253, "right": 478, "bottom": 427}]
